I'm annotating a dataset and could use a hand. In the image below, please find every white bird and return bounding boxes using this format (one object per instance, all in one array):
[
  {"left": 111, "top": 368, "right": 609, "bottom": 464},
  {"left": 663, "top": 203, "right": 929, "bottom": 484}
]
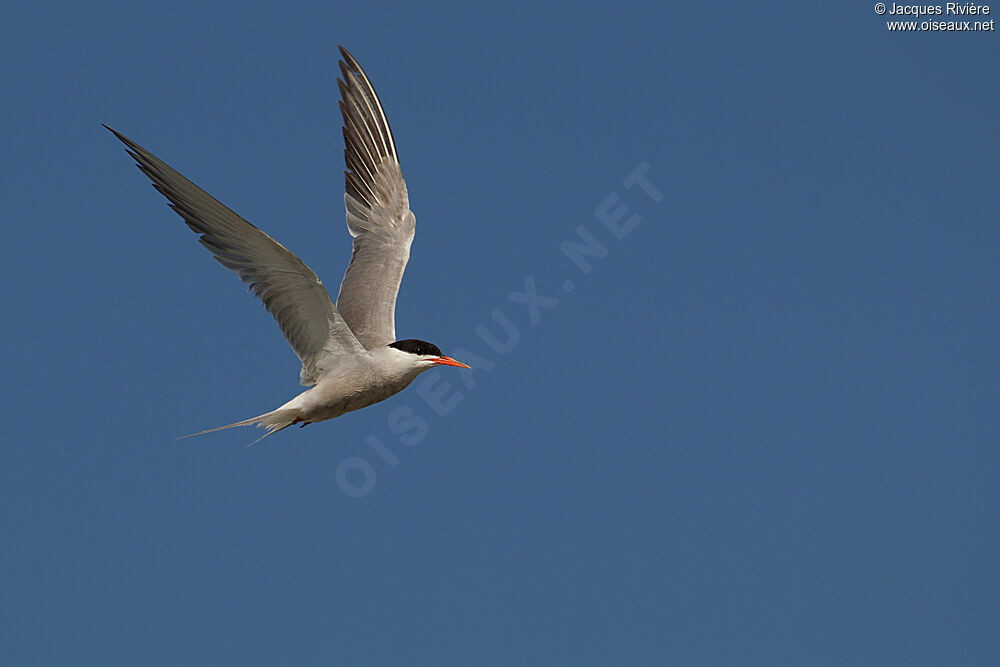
[{"left": 106, "top": 46, "right": 470, "bottom": 444}]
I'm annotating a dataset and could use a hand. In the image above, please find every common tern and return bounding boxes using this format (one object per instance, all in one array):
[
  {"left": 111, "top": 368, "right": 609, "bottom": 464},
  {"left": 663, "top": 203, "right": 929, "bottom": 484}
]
[{"left": 106, "top": 46, "right": 470, "bottom": 444}]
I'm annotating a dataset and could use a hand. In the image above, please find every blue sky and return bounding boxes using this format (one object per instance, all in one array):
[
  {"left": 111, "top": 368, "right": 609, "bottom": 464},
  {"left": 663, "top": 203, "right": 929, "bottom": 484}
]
[{"left": 2, "top": 1, "right": 998, "bottom": 665}]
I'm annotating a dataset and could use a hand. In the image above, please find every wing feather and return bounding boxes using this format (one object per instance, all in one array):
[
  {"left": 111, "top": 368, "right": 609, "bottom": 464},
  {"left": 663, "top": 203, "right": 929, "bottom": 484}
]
[
  {"left": 105, "top": 124, "right": 365, "bottom": 385},
  {"left": 335, "top": 46, "right": 415, "bottom": 350}
]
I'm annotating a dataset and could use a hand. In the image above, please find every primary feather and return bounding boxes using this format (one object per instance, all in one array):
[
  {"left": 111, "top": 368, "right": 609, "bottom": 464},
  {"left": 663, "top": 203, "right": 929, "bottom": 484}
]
[
  {"left": 335, "top": 45, "right": 416, "bottom": 350},
  {"left": 104, "top": 124, "right": 365, "bottom": 386}
]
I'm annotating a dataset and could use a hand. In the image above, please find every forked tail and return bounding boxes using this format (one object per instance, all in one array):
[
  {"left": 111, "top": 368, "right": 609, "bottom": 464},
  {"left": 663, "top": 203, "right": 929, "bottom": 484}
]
[{"left": 179, "top": 409, "right": 299, "bottom": 446}]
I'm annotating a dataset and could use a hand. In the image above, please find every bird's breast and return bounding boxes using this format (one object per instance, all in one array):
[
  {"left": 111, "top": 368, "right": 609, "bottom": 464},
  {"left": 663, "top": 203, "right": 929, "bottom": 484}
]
[{"left": 298, "top": 364, "right": 417, "bottom": 422}]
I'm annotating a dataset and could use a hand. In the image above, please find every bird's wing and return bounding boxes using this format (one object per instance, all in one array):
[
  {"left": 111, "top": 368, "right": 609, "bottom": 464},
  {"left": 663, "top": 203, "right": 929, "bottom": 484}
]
[
  {"left": 335, "top": 46, "right": 416, "bottom": 350},
  {"left": 106, "top": 125, "right": 366, "bottom": 386}
]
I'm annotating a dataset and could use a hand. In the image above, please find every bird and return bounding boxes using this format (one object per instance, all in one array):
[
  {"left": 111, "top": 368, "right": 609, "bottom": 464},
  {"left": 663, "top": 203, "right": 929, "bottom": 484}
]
[{"left": 105, "top": 46, "right": 470, "bottom": 444}]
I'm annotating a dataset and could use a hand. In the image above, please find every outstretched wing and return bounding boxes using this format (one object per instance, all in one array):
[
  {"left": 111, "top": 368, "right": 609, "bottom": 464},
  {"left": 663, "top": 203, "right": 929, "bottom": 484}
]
[
  {"left": 335, "top": 46, "right": 416, "bottom": 350},
  {"left": 106, "top": 125, "right": 366, "bottom": 385}
]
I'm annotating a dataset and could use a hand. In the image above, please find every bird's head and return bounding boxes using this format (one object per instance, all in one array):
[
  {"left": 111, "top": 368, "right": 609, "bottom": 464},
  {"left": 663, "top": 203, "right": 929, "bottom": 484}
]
[{"left": 387, "top": 339, "right": 471, "bottom": 371}]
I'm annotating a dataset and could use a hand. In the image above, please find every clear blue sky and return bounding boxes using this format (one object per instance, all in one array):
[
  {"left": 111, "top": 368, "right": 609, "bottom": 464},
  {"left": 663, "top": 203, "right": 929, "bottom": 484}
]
[{"left": 2, "top": 2, "right": 997, "bottom": 665}]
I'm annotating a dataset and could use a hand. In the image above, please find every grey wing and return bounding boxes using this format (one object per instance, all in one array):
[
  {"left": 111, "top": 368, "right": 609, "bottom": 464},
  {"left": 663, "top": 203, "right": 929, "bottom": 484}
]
[
  {"left": 335, "top": 46, "right": 416, "bottom": 350},
  {"left": 105, "top": 125, "right": 366, "bottom": 386}
]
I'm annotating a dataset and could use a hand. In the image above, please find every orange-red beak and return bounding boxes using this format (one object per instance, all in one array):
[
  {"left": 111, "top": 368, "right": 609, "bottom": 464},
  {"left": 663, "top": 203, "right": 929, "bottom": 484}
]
[{"left": 430, "top": 356, "right": 471, "bottom": 369}]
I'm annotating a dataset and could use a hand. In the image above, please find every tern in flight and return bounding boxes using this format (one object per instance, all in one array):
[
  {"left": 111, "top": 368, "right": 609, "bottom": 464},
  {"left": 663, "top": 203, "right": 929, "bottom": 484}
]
[{"left": 106, "top": 46, "right": 470, "bottom": 443}]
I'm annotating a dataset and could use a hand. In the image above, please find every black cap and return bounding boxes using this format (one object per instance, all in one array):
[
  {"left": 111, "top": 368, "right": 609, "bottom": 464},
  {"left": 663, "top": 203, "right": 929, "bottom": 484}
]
[{"left": 388, "top": 339, "right": 443, "bottom": 357}]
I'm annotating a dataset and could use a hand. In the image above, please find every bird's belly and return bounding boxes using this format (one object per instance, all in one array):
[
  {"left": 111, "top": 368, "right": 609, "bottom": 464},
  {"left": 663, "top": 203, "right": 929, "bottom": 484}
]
[{"left": 299, "top": 376, "right": 415, "bottom": 423}]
